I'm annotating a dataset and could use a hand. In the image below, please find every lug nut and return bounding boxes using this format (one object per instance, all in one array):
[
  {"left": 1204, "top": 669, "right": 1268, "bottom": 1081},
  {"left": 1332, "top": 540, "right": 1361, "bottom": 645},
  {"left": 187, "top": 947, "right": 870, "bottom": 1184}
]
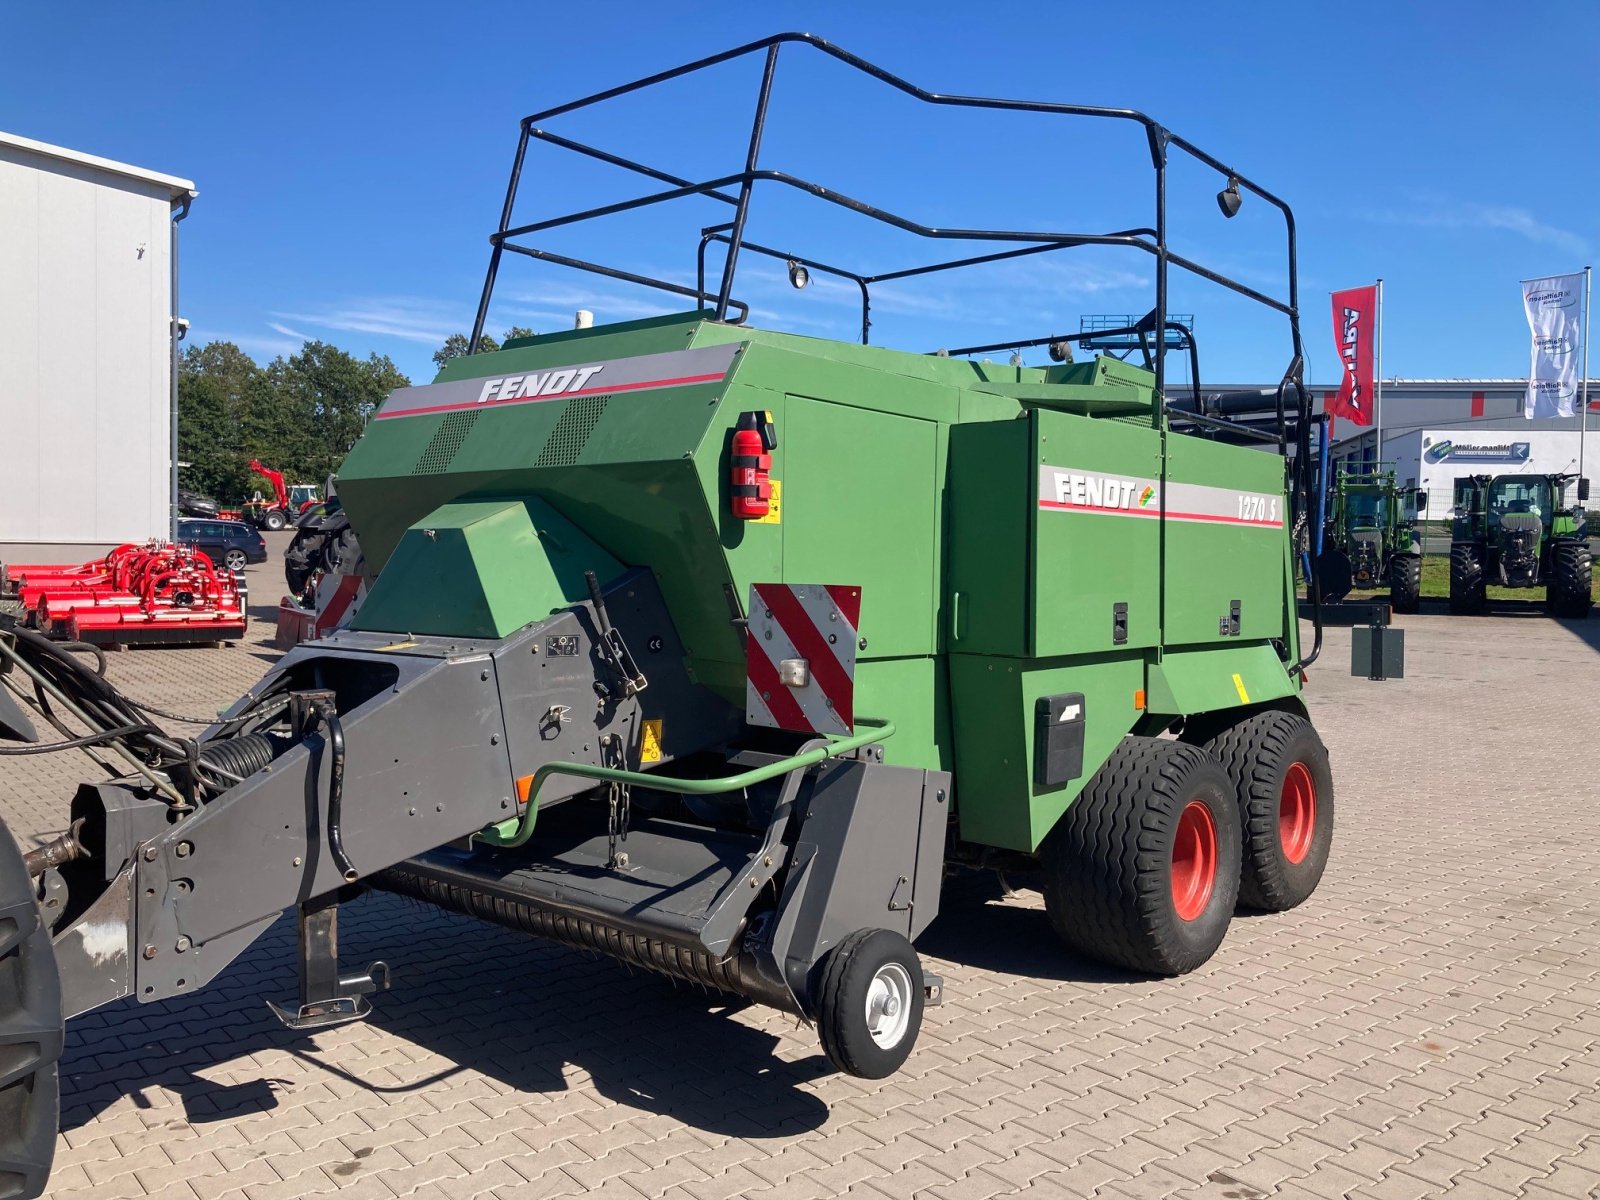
[
  {"left": 175, "top": 937, "right": 191, "bottom": 952},
  {"left": 175, "top": 842, "right": 192, "bottom": 858},
  {"left": 142, "top": 847, "right": 158, "bottom": 862}
]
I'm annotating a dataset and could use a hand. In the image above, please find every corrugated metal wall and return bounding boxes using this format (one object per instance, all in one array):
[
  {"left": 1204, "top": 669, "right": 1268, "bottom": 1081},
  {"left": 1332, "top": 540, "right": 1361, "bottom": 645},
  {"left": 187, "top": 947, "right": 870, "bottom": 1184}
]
[{"left": 0, "top": 146, "right": 172, "bottom": 544}]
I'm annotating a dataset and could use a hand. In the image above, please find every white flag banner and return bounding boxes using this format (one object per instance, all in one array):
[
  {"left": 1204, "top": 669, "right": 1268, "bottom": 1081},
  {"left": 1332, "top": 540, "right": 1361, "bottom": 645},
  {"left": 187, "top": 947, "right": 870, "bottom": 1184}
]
[{"left": 1521, "top": 273, "right": 1584, "bottom": 419}]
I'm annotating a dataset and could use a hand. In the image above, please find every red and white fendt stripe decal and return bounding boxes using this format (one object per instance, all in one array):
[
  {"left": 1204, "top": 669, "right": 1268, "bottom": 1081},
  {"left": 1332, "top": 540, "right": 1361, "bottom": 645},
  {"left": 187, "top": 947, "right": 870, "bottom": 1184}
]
[
  {"left": 746, "top": 583, "right": 862, "bottom": 737},
  {"left": 371, "top": 343, "right": 741, "bottom": 422},
  {"left": 1036, "top": 466, "right": 1284, "bottom": 528}
]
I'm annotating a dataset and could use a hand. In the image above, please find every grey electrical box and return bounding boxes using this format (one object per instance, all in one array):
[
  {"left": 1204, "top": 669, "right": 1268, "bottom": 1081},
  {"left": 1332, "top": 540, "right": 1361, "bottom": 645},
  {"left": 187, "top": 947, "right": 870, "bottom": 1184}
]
[{"left": 1034, "top": 692, "right": 1086, "bottom": 788}]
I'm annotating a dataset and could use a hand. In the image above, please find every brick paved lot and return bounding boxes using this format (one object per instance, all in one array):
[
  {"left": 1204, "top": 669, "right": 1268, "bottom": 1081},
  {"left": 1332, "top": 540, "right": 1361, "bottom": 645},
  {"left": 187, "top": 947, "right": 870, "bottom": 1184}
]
[{"left": 7, "top": 543, "right": 1600, "bottom": 1200}]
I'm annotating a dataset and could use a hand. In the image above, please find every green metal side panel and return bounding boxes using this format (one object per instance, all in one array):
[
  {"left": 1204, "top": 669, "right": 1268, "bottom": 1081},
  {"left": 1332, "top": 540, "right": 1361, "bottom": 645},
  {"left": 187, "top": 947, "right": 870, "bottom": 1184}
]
[
  {"left": 948, "top": 652, "right": 1146, "bottom": 852},
  {"left": 947, "top": 419, "right": 1030, "bottom": 658},
  {"left": 1161, "top": 435, "right": 1290, "bottom": 647},
  {"left": 781, "top": 397, "right": 940, "bottom": 659},
  {"left": 352, "top": 497, "right": 622, "bottom": 639},
  {"left": 1031, "top": 409, "right": 1163, "bottom": 656},
  {"left": 1145, "top": 643, "right": 1301, "bottom": 719},
  {"left": 854, "top": 657, "right": 949, "bottom": 773},
  {"left": 434, "top": 311, "right": 708, "bottom": 382}
]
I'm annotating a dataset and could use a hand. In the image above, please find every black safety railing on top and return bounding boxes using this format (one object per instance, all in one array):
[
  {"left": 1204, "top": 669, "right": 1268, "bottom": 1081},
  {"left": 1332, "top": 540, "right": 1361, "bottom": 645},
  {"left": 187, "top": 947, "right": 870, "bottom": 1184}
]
[{"left": 465, "top": 31, "right": 1320, "bottom": 670}]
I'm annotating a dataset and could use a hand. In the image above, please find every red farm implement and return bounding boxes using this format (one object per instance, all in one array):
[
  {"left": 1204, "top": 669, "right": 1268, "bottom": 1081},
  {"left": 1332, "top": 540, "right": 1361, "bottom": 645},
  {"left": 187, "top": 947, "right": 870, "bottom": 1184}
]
[{"left": 2, "top": 542, "right": 247, "bottom": 646}]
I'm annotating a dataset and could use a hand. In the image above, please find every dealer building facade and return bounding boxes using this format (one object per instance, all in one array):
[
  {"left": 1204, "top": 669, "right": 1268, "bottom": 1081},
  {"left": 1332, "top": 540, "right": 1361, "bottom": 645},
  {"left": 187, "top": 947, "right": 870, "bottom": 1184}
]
[
  {"left": 1322, "top": 379, "right": 1596, "bottom": 518},
  {"left": 0, "top": 132, "right": 194, "bottom": 552}
]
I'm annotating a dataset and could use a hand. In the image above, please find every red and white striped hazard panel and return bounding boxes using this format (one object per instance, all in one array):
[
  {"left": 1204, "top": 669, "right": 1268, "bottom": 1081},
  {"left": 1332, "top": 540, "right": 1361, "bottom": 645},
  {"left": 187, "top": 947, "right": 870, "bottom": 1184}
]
[{"left": 745, "top": 583, "right": 861, "bottom": 737}]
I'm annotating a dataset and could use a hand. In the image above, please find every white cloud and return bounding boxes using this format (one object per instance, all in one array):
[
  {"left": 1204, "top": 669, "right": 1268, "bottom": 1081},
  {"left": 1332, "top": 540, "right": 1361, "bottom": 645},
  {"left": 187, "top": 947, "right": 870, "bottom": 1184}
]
[
  {"left": 272, "top": 298, "right": 465, "bottom": 345},
  {"left": 1355, "top": 197, "right": 1589, "bottom": 257},
  {"left": 267, "top": 321, "right": 307, "bottom": 340}
]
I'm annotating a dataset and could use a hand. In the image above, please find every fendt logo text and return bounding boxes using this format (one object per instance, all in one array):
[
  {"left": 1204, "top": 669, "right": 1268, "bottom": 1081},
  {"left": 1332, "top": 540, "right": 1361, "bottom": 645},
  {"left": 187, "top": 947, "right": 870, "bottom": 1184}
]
[
  {"left": 477, "top": 365, "right": 606, "bottom": 403},
  {"left": 1052, "top": 473, "right": 1152, "bottom": 510}
]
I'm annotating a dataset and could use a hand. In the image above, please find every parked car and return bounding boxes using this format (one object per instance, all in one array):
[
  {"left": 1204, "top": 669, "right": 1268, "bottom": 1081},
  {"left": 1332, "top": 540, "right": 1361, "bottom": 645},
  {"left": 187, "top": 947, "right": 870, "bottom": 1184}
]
[
  {"left": 174, "top": 519, "right": 268, "bottom": 572},
  {"left": 177, "top": 488, "right": 221, "bottom": 519}
]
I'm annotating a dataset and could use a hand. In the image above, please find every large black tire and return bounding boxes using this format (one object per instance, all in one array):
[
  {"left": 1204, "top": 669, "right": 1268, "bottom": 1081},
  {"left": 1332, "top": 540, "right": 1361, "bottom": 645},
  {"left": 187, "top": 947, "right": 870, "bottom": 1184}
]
[
  {"left": 1449, "top": 543, "right": 1485, "bottom": 614},
  {"left": 0, "top": 825, "right": 63, "bottom": 1200},
  {"left": 1040, "top": 738, "right": 1241, "bottom": 976},
  {"left": 814, "top": 928, "right": 924, "bottom": 1079},
  {"left": 1193, "top": 711, "right": 1334, "bottom": 912},
  {"left": 1389, "top": 554, "right": 1421, "bottom": 614},
  {"left": 1547, "top": 540, "right": 1593, "bottom": 619},
  {"left": 284, "top": 530, "right": 327, "bottom": 597},
  {"left": 262, "top": 508, "right": 287, "bottom": 531}
]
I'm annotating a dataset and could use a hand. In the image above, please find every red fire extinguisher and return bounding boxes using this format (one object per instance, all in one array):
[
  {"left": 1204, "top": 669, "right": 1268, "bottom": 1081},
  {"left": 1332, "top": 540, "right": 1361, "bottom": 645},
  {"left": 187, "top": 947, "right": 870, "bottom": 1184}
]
[{"left": 729, "top": 410, "right": 777, "bottom": 520}]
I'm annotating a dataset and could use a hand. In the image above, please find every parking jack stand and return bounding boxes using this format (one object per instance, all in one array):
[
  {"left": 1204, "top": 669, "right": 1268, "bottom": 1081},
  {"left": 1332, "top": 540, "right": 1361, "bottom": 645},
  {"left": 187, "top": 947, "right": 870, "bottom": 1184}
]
[{"left": 267, "top": 893, "right": 390, "bottom": 1030}]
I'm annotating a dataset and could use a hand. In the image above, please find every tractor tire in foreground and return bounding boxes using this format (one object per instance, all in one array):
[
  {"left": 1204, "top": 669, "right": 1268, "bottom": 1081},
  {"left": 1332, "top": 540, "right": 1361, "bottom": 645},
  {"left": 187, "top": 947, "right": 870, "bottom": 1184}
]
[
  {"left": 1390, "top": 554, "right": 1421, "bottom": 614},
  {"left": 815, "top": 929, "right": 925, "bottom": 1079},
  {"left": 0, "top": 822, "right": 63, "bottom": 1200},
  {"left": 1547, "top": 540, "right": 1593, "bottom": 619},
  {"left": 1041, "top": 737, "right": 1240, "bottom": 976},
  {"left": 1193, "top": 711, "right": 1334, "bottom": 911},
  {"left": 1448, "top": 544, "right": 1485, "bottom": 615}
]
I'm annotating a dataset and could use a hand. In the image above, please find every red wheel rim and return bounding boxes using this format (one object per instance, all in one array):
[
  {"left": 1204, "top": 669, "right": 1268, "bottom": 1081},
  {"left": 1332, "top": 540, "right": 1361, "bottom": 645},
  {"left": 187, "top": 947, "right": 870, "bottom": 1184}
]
[
  {"left": 1171, "top": 800, "right": 1218, "bottom": 921},
  {"left": 1279, "top": 761, "right": 1316, "bottom": 865}
]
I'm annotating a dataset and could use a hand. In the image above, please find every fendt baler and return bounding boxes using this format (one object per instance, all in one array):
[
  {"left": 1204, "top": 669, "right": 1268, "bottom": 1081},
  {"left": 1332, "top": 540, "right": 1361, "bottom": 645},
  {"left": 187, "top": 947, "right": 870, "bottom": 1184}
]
[{"left": 0, "top": 36, "right": 1334, "bottom": 1197}]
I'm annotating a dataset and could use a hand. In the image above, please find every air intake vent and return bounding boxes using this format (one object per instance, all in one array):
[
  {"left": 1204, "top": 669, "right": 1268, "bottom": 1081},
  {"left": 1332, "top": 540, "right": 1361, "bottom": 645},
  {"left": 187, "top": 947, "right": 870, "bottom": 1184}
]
[
  {"left": 536, "top": 394, "right": 610, "bottom": 467},
  {"left": 412, "top": 409, "right": 482, "bottom": 474}
]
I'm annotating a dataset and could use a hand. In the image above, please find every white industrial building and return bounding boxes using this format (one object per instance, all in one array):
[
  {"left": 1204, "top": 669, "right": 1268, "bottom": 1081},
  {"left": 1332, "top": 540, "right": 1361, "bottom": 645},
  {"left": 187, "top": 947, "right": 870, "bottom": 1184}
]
[
  {"left": 1323, "top": 380, "right": 1598, "bottom": 518},
  {"left": 0, "top": 132, "right": 195, "bottom": 550}
]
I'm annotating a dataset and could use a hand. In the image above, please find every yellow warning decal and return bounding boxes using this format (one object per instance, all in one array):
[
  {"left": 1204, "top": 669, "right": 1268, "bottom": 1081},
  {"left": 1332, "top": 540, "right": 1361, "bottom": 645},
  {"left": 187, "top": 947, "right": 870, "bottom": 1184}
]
[
  {"left": 641, "top": 719, "right": 664, "bottom": 764},
  {"left": 1232, "top": 673, "right": 1251, "bottom": 704},
  {"left": 755, "top": 479, "right": 782, "bottom": 524}
]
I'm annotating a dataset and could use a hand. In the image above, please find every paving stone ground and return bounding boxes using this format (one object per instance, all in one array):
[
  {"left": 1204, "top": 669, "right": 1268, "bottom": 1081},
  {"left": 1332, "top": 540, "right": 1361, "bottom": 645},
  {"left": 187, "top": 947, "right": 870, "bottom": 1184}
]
[{"left": 6, "top": 539, "right": 1600, "bottom": 1200}]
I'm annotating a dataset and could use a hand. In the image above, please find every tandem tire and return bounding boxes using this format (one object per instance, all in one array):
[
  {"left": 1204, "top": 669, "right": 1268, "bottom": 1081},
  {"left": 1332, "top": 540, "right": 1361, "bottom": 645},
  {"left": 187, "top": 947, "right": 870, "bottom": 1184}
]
[
  {"left": 0, "top": 823, "right": 64, "bottom": 1200},
  {"left": 1389, "top": 554, "right": 1421, "bottom": 614},
  {"left": 1449, "top": 544, "right": 1485, "bottom": 614},
  {"left": 1195, "top": 711, "right": 1334, "bottom": 912},
  {"left": 1547, "top": 540, "right": 1592, "bottom": 619},
  {"left": 1040, "top": 737, "right": 1241, "bottom": 976},
  {"left": 815, "top": 929, "right": 924, "bottom": 1079}
]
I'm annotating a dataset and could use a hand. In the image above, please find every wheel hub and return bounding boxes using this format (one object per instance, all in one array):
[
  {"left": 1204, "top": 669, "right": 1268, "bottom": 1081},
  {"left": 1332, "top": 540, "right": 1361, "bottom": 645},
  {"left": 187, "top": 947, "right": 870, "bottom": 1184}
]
[
  {"left": 864, "top": 962, "right": 913, "bottom": 1049},
  {"left": 1279, "top": 761, "right": 1316, "bottom": 865},
  {"left": 1171, "top": 799, "right": 1218, "bottom": 921}
]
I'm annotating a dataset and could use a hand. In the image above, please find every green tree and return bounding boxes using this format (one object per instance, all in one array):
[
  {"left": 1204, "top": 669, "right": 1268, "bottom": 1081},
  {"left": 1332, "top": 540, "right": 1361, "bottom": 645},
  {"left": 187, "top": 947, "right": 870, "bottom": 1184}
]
[
  {"left": 265, "top": 342, "right": 410, "bottom": 483},
  {"left": 431, "top": 326, "right": 535, "bottom": 372},
  {"left": 178, "top": 338, "right": 409, "bottom": 501},
  {"left": 177, "top": 341, "right": 266, "bottom": 499}
]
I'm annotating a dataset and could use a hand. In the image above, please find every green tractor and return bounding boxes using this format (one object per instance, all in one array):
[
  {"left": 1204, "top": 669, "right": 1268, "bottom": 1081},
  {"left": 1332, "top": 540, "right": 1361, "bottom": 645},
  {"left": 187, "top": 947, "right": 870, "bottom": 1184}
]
[
  {"left": 1317, "top": 461, "right": 1425, "bottom": 613},
  {"left": 1448, "top": 473, "right": 1592, "bottom": 617}
]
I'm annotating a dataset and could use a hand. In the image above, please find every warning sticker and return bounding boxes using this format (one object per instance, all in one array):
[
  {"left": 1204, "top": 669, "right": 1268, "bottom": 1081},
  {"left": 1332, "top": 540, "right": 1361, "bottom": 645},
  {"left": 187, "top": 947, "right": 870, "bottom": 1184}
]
[
  {"left": 754, "top": 478, "right": 782, "bottom": 525},
  {"left": 641, "top": 719, "right": 664, "bottom": 764},
  {"left": 1232, "top": 673, "right": 1251, "bottom": 703}
]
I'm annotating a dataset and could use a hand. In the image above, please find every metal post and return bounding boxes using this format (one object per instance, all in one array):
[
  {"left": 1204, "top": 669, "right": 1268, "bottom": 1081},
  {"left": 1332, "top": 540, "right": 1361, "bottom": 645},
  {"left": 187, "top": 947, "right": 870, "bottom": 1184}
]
[
  {"left": 169, "top": 195, "right": 192, "bottom": 544},
  {"left": 714, "top": 44, "right": 781, "bottom": 322},
  {"left": 471, "top": 124, "right": 532, "bottom": 354},
  {"left": 1374, "top": 278, "right": 1384, "bottom": 468},
  {"left": 1582, "top": 265, "right": 1591, "bottom": 488}
]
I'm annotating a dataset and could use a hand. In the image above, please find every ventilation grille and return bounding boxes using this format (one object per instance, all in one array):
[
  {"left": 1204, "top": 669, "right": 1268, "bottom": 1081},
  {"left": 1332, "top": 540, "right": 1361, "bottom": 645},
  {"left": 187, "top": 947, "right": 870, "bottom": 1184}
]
[
  {"left": 536, "top": 394, "right": 611, "bottom": 467},
  {"left": 412, "top": 409, "right": 483, "bottom": 474}
]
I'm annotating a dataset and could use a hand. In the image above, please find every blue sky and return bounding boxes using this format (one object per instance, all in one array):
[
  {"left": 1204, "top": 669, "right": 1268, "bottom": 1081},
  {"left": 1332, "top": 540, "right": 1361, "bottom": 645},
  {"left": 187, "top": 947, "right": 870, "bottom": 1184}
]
[{"left": 5, "top": 1, "right": 1597, "bottom": 386}]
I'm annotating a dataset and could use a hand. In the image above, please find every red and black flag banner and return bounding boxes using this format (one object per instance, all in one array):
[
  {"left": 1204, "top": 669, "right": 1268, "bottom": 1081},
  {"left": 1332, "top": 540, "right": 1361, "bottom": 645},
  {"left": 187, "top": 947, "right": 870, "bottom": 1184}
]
[{"left": 1329, "top": 285, "right": 1377, "bottom": 427}]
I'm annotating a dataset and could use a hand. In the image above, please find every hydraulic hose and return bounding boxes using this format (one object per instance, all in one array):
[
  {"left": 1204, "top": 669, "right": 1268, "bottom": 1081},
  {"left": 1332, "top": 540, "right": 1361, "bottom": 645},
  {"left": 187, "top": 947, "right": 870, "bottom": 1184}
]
[
  {"left": 476, "top": 717, "right": 896, "bottom": 849},
  {"left": 320, "top": 707, "right": 358, "bottom": 883}
]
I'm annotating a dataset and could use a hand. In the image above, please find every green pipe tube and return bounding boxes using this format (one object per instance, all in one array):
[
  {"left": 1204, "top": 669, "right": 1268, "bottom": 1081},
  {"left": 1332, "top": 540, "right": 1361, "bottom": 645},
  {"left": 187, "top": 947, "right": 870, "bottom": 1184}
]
[{"left": 474, "top": 717, "right": 896, "bottom": 849}]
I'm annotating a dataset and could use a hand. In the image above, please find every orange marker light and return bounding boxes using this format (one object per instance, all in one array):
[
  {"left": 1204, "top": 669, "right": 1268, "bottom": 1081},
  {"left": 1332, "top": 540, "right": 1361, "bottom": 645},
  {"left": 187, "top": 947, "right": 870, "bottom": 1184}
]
[{"left": 1133, "top": 689, "right": 1146, "bottom": 710}]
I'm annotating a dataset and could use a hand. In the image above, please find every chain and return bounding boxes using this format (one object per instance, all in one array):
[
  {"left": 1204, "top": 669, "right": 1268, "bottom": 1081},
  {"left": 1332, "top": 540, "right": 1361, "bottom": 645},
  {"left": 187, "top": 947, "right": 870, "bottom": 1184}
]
[{"left": 603, "top": 734, "right": 631, "bottom": 870}]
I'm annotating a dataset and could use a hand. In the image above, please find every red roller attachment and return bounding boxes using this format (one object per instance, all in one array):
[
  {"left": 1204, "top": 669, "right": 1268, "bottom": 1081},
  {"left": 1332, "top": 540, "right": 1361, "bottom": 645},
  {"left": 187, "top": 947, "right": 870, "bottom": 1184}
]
[{"left": 8, "top": 541, "right": 247, "bottom": 646}]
